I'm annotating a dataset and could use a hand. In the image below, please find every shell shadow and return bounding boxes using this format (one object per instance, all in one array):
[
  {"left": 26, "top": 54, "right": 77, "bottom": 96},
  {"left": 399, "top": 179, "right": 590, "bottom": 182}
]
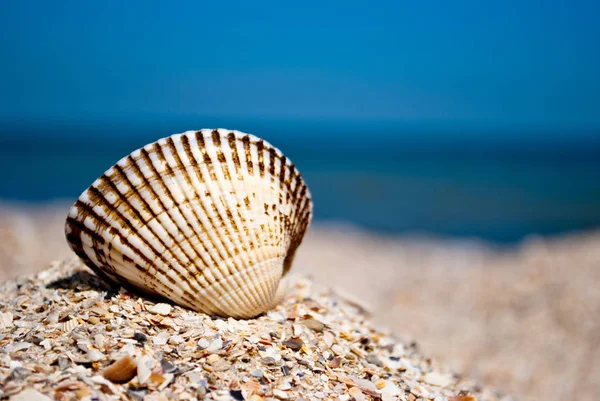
[
  {"left": 45, "top": 267, "right": 184, "bottom": 306},
  {"left": 46, "top": 269, "right": 114, "bottom": 293}
]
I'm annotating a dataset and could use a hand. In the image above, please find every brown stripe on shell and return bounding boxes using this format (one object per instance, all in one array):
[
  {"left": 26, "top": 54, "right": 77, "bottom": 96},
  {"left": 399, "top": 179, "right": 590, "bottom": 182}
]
[
  {"left": 256, "top": 139, "right": 265, "bottom": 177},
  {"left": 242, "top": 135, "right": 254, "bottom": 175},
  {"left": 278, "top": 154, "right": 288, "bottom": 190},
  {"left": 65, "top": 216, "right": 117, "bottom": 282},
  {"left": 268, "top": 147, "right": 277, "bottom": 179},
  {"left": 196, "top": 131, "right": 217, "bottom": 181},
  {"left": 275, "top": 156, "right": 290, "bottom": 244},
  {"left": 227, "top": 132, "right": 242, "bottom": 176},
  {"left": 69, "top": 191, "right": 113, "bottom": 272},
  {"left": 212, "top": 130, "right": 230, "bottom": 180}
]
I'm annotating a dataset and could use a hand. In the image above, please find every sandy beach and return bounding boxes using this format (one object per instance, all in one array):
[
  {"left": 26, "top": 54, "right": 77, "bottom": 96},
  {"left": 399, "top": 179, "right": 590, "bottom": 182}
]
[{"left": 1, "top": 203, "right": 599, "bottom": 401}]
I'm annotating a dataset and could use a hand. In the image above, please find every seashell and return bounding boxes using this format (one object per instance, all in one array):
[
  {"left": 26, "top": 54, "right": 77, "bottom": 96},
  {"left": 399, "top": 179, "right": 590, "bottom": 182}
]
[
  {"left": 61, "top": 318, "right": 79, "bottom": 332},
  {"left": 103, "top": 355, "right": 138, "bottom": 383},
  {"left": 65, "top": 128, "right": 312, "bottom": 318}
]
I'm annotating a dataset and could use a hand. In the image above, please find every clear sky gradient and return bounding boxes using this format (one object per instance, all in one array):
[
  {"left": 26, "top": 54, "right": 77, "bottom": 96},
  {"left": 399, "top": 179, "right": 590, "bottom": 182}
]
[{"left": 1, "top": 0, "right": 599, "bottom": 128}]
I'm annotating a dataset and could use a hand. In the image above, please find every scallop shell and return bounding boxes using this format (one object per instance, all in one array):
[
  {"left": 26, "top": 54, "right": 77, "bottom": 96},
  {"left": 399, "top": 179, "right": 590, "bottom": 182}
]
[{"left": 65, "top": 129, "right": 313, "bottom": 318}]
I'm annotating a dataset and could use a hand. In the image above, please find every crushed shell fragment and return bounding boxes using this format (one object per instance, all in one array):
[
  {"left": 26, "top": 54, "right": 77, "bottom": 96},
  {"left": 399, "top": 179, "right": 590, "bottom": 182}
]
[
  {"left": 65, "top": 129, "right": 313, "bottom": 318},
  {"left": 103, "top": 355, "right": 138, "bottom": 383}
]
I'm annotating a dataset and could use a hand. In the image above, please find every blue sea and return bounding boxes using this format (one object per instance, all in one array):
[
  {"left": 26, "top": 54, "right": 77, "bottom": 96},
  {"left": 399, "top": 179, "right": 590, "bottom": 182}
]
[{"left": 1, "top": 118, "right": 599, "bottom": 243}]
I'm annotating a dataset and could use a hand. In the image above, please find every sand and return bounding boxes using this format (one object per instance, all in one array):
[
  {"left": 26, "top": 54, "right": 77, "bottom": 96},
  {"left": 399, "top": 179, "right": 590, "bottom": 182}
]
[
  {"left": 1, "top": 203, "right": 599, "bottom": 401},
  {"left": 1, "top": 258, "right": 505, "bottom": 401}
]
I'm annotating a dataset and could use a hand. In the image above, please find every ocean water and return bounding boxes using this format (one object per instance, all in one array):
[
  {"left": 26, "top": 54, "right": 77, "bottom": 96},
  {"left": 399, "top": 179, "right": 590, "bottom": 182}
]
[{"left": 2, "top": 120, "right": 599, "bottom": 243}]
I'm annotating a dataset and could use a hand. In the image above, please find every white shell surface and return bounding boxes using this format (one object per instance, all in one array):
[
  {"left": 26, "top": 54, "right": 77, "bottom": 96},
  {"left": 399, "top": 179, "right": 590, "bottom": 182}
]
[{"left": 65, "top": 129, "right": 313, "bottom": 318}]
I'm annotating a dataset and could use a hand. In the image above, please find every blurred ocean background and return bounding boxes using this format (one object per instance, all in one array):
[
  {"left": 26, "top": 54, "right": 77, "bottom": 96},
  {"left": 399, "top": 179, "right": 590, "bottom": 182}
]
[
  {"left": 2, "top": 1, "right": 600, "bottom": 243},
  {"left": 1, "top": 119, "right": 599, "bottom": 242}
]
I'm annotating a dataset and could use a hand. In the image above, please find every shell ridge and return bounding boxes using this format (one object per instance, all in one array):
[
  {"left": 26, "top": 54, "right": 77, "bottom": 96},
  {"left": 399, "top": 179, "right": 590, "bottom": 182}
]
[
  {"left": 79, "top": 188, "right": 113, "bottom": 270},
  {"left": 81, "top": 185, "right": 207, "bottom": 311},
  {"left": 230, "top": 131, "right": 282, "bottom": 305},
  {"left": 192, "top": 130, "right": 258, "bottom": 316},
  {"left": 232, "top": 134, "right": 278, "bottom": 307},
  {"left": 229, "top": 133, "right": 281, "bottom": 307},
  {"left": 212, "top": 129, "right": 270, "bottom": 312},
  {"left": 168, "top": 133, "right": 264, "bottom": 316},
  {"left": 247, "top": 137, "right": 280, "bottom": 301},
  {"left": 200, "top": 130, "right": 264, "bottom": 315},
  {"left": 188, "top": 130, "right": 258, "bottom": 316},
  {"left": 183, "top": 131, "right": 256, "bottom": 310},
  {"left": 283, "top": 176, "right": 312, "bottom": 276},
  {"left": 67, "top": 196, "right": 200, "bottom": 311},
  {"left": 124, "top": 152, "right": 226, "bottom": 315},
  {"left": 68, "top": 218, "right": 145, "bottom": 292},
  {"left": 144, "top": 142, "right": 247, "bottom": 316},
  {"left": 152, "top": 139, "right": 235, "bottom": 316},
  {"left": 176, "top": 133, "right": 243, "bottom": 292},
  {"left": 225, "top": 129, "right": 284, "bottom": 310},
  {"left": 262, "top": 145, "right": 284, "bottom": 295},
  {"left": 273, "top": 152, "right": 289, "bottom": 259}
]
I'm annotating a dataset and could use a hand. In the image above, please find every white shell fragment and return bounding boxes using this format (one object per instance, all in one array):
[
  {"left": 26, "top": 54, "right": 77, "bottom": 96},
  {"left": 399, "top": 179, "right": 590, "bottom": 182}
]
[
  {"left": 65, "top": 129, "right": 313, "bottom": 318},
  {"left": 148, "top": 303, "right": 172, "bottom": 316}
]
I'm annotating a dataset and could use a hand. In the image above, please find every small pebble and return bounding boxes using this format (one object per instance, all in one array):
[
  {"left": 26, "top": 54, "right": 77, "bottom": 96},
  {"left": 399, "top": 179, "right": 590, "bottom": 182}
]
[
  {"left": 160, "top": 359, "right": 177, "bottom": 373},
  {"left": 261, "top": 356, "right": 278, "bottom": 365},
  {"left": 207, "top": 338, "right": 223, "bottom": 353},
  {"left": 366, "top": 354, "right": 383, "bottom": 367},
  {"left": 127, "top": 389, "right": 146, "bottom": 401},
  {"left": 282, "top": 337, "right": 303, "bottom": 351},
  {"left": 328, "top": 357, "right": 341, "bottom": 368},
  {"left": 134, "top": 332, "right": 148, "bottom": 342},
  {"left": 302, "top": 319, "right": 325, "bottom": 332}
]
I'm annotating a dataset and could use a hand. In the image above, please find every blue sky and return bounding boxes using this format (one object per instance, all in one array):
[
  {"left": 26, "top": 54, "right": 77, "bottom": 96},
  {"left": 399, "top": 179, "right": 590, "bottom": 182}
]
[{"left": 1, "top": 0, "right": 599, "bottom": 128}]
